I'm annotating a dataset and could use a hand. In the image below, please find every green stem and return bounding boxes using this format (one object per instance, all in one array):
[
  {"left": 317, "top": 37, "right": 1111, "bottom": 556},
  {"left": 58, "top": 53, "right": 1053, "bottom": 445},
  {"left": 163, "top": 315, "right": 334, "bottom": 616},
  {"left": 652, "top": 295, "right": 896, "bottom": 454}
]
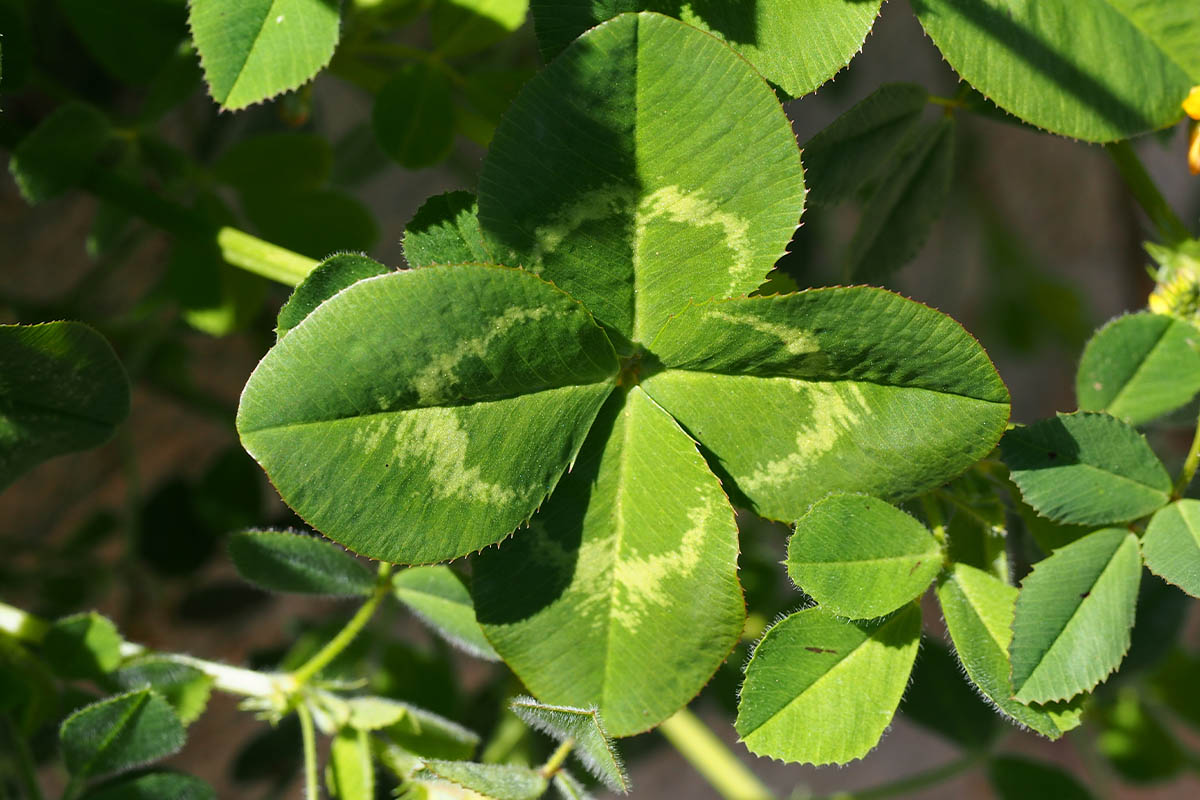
[
  {"left": 296, "top": 702, "right": 320, "bottom": 800},
  {"left": 290, "top": 563, "right": 394, "bottom": 687},
  {"left": 538, "top": 738, "right": 574, "bottom": 780},
  {"left": 920, "top": 494, "right": 948, "bottom": 548},
  {"left": 658, "top": 709, "right": 774, "bottom": 800},
  {"left": 1105, "top": 141, "right": 1191, "bottom": 246},
  {"left": 1, "top": 714, "right": 44, "bottom": 800},
  {"left": 216, "top": 228, "right": 317, "bottom": 287},
  {"left": 1173, "top": 409, "right": 1200, "bottom": 499},
  {"left": 817, "top": 754, "right": 980, "bottom": 800}
]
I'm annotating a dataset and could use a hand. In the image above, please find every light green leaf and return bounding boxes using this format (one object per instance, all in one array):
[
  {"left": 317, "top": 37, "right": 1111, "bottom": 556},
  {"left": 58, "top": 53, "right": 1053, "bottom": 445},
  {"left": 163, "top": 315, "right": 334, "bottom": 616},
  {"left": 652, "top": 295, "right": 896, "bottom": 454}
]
[
  {"left": 1010, "top": 528, "right": 1142, "bottom": 703},
  {"left": 509, "top": 696, "right": 628, "bottom": 793},
  {"left": 843, "top": 117, "right": 955, "bottom": 283},
  {"left": 474, "top": 388, "right": 744, "bottom": 737},
  {"left": 113, "top": 657, "right": 213, "bottom": 726},
  {"left": 530, "top": 1, "right": 883, "bottom": 99},
  {"left": 393, "top": 566, "right": 500, "bottom": 660},
  {"left": 478, "top": 11, "right": 804, "bottom": 343},
  {"left": 57, "top": 0, "right": 187, "bottom": 86},
  {"left": 787, "top": 493, "right": 942, "bottom": 619},
  {"left": 433, "top": 0, "right": 529, "bottom": 58},
  {"left": 735, "top": 604, "right": 921, "bottom": 765},
  {"left": 641, "top": 288, "right": 1010, "bottom": 522},
  {"left": 378, "top": 700, "right": 480, "bottom": 760},
  {"left": 237, "top": 265, "right": 618, "bottom": 563},
  {"left": 801, "top": 83, "right": 931, "bottom": 208},
  {"left": 415, "top": 760, "right": 547, "bottom": 800},
  {"left": 43, "top": 612, "right": 124, "bottom": 680},
  {"left": 188, "top": 0, "right": 341, "bottom": 111},
  {"left": 228, "top": 529, "right": 375, "bottom": 596},
  {"left": 373, "top": 62, "right": 456, "bottom": 169},
  {"left": 403, "top": 191, "right": 492, "bottom": 268},
  {"left": 553, "top": 770, "right": 591, "bottom": 800},
  {"left": 81, "top": 772, "right": 216, "bottom": 800},
  {"left": 276, "top": 254, "right": 389, "bottom": 339},
  {"left": 1141, "top": 500, "right": 1200, "bottom": 597},
  {"left": 988, "top": 756, "right": 1095, "bottom": 800},
  {"left": 327, "top": 727, "right": 374, "bottom": 800},
  {"left": 60, "top": 690, "right": 186, "bottom": 778},
  {"left": 1002, "top": 413, "right": 1172, "bottom": 526},
  {"left": 10, "top": 102, "right": 111, "bottom": 204},
  {"left": 912, "top": 0, "right": 1199, "bottom": 141},
  {"left": 1076, "top": 312, "right": 1200, "bottom": 426},
  {"left": 935, "top": 563, "right": 1082, "bottom": 738}
]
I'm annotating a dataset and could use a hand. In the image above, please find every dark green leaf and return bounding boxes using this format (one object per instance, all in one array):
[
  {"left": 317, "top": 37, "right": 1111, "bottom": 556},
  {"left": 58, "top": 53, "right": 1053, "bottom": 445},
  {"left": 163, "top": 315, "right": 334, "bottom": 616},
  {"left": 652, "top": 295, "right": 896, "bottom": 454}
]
[
  {"left": 373, "top": 62, "right": 456, "bottom": 169},
  {"left": 403, "top": 191, "right": 491, "bottom": 268},
  {"left": 1149, "top": 648, "right": 1200, "bottom": 730},
  {"left": 243, "top": 188, "right": 379, "bottom": 260},
  {"left": 43, "top": 612, "right": 124, "bottom": 680},
  {"left": 213, "top": 133, "right": 332, "bottom": 195},
  {"left": 899, "top": 639, "right": 999, "bottom": 750},
  {"left": 277, "top": 254, "right": 389, "bottom": 339},
  {"left": 10, "top": 103, "right": 112, "bottom": 204},
  {"left": 57, "top": 0, "right": 187, "bottom": 85},
  {"left": 60, "top": 690, "right": 186, "bottom": 778},
  {"left": 988, "top": 756, "right": 1095, "bottom": 800},
  {"left": 228, "top": 530, "right": 375, "bottom": 596},
  {"left": 82, "top": 771, "right": 215, "bottom": 800},
  {"left": 1095, "top": 689, "right": 1184, "bottom": 784},
  {"left": 1002, "top": 413, "right": 1172, "bottom": 526},
  {"left": 0, "top": 0, "right": 32, "bottom": 91},
  {"left": 432, "top": 0, "right": 529, "bottom": 58}
]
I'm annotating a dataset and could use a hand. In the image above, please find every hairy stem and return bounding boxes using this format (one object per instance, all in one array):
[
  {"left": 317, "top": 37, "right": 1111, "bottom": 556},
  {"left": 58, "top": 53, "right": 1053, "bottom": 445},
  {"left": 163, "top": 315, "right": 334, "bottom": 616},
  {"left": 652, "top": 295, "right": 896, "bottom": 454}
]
[
  {"left": 817, "top": 753, "right": 980, "bottom": 800},
  {"left": 1105, "top": 141, "right": 1191, "bottom": 246},
  {"left": 658, "top": 709, "right": 775, "bottom": 800},
  {"left": 291, "top": 563, "right": 394, "bottom": 687},
  {"left": 538, "top": 738, "right": 574, "bottom": 780},
  {"left": 296, "top": 702, "right": 320, "bottom": 800},
  {"left": 1173, "top": 409, "right": 1200, "bottom": 499}
]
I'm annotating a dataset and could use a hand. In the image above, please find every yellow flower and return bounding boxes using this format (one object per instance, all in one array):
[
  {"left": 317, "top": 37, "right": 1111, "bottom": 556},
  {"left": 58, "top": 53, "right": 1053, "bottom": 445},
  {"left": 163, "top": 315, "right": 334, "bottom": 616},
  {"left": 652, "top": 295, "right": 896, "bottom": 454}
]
[{"left": 1185, "top": 86, "right": 1200, "bottom": 121}]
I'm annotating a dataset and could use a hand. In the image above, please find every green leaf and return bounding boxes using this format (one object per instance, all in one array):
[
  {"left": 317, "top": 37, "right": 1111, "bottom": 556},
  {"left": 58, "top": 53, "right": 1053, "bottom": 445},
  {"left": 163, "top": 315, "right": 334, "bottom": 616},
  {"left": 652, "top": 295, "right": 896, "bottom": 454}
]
[
  {"left": 800, "top": 83, "right": 931, "bottom": 209},
  {"left": 1002, "top": 413, "right": 1172, "bottom": 526},
  {"left": 553, "top": 770, "right": 591, "bottom": 800},
  {"left": 57, "top": 0, "right": 187, "bottom": 86},
  {"left": 9, "top": 102, "right": 111, "bottom": 204},
  {"left": 735, "top": 604, "right": 921, "bottom": 765},
  {"left": 987, "top": 756, "right": 1095, "bottom": 800},
  {"left": 327, "top": 727, "right": 374, "bottom": 800},
  {"left": 81, "top": 772, "right": 216, "bottom": 800},
  {"left": 432, "top": 0, "right": 529, "bottom": 58},
  {"left": 941, "top": 473, "right": 1009, "bottom": 580},
  {"left": 228, "top": 529, "right": 375, "bottom": 596},
  {"left": 43, "top": 611, "right": 124, "bottom": 680},
  {"left": 213, "top": 132, "right": 333, "bottom": 195},
  {"left": 1076, "top": 312, "right": 1200, "bottom": 425},
  {"left": 403, "top": 191, "right": 491, "bottom": 268},
  {"left": 113, "top": 657, "right": 214, "bottom": 726},
  {"left": 843, "top": 117, "right": 955, "bottom": 283},
  {"left": 0, "top": 0, "right": 33, "bottom": 91},
  {"left": 1141, "top": 500, "right": 1200, "bottom": 597},
  {"left": 935, "top": 563, "right": 1082, "bottom": 738},
  {"left": 60, "top": 690, "right": 186, "bottom": 778},
  {"left": 509, "top": 696, "right": 628, "bottom": 793},
  {"left": 478, "top": 11, "right": 804, "bottom": 342},
  {"left": 912, "top": 0, "right": 1199, "bottom": 141},
  {"left": 1095, "top": 689, "right": 1185, "bottom": 784},
  {"left": 276, "top": 254, "right": 389, "bottom": 339},
  {"left": 1010, "top": 528, "right": 1142, "bottom": 703},
  {"left": 373, "top": 62, "right": 456, "bottom": 169},
  {"left": 242, "top": 188, "right": 379, "bottom": 260},
  {"left": 899, "top": 639, "right": 1000, "bottom": 750},
  {"left": 1149, "top": 648, "right": 1200, "bottom": 730},
  {"left": 641, "top": 288, "right": 1010, "bottom": 522},
  {"left": 0, "top": 632, "right": 57, "bottom": 733},
  {"left": 374, "top": 700, "right": 479, "bottom": 760},
  {"left": 414, "top": 760, "right": 547, "bottom": 800},
  {"left": 474, "top": 388, "right": 744, "bottom": 737},
  {"left": 530, "top": 1, "right": 883, "bottom": 99},
  {"left": 392, "top": 567, "right": 499, "bottom": 661},
  {"left": 238, "top": 265, "right": 618, "bottom": 563},
  {"left": 786, "top": 493, "right": 942, "bottom": 619},
  {"left": 188, "top": 0, "right": 341, "bottom": 111}
]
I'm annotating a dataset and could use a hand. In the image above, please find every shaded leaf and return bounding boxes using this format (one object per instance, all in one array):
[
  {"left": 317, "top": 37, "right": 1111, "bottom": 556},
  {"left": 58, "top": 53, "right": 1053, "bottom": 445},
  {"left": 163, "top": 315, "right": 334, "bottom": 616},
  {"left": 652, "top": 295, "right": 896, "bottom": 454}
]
[
  {"left": 1002, "top": 413, "right": 1172, "bottom": 526},
  {"left": 345, "top": 696, "right": 479, "bottom": 760},
  {"left": 43, "top": 612, "right": 124, "bottom": 681},
  {"left": 735, "top": 604, "right": 921, "bottom": 765},
  {"left": 81, "top": 771, "right": 216, "bottom": 800},
  {"left": 988, "top": 756, "right": 1095, "bottom": 800},
  {"left": 432, "top": 0, "right": 529, "bottom": 58},
  {"left": 113, "top": 657, "right": 214, "bottom": 726},
  {"left": 403, "top": 191, "right": 491, "bottom": 268},
  {"left": 1095, "top": 689, "right": 1184, "bottom": 784},
  {"left": 58, "top": 0, "right": 187, "bottom": 85},
  {"left": 60, "top": 690, "right": 186, "bottom": 778},
  {"left": 1076, "top": 312, "right": 1200, "bottom": 425},
  {"left": 787, "top": 493, "right": 941, "bottom": 619},
  {"left": 277, "top": 254, "right": 389, "bottom": 339},
  {"left": 242, "top": 188, "right": 378, "bottom": 260},
  {"left": 392, "top": 567, "right": 499, "bottom": 661},
  {"left": 1010, "top": 528, "right": 1142, "bottom": 703},
  {"left": 10, "top": 102, "right": 111, "bottom": 204},
  {"left": 213, "top": 132, "right": 332, "bottom": 194},
  {"left": 510, "top": 696, "right": 628, "bottom": 793},
  {"left": 1141, "top": 500, "right": 1200, "bottom": 597},
  {"left": 228, "top": 530, "right": 375, "bottom": 596},
  {"left": 373, "top": 62, "right": 456, "bottom": 169},
  {"left": 899, "top": 638, "right": 999, "bottom": 750}
]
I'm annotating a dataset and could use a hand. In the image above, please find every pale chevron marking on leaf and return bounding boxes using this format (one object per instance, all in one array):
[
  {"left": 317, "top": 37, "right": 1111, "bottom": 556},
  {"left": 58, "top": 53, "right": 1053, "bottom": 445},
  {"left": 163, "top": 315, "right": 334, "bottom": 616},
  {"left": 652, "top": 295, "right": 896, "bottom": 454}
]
[
  {"left": 612, "top": 505, "right": 709, "bottom": 628},
  {"left": 412, "top": 305, "right": 556, "bottom": 404},
  {"left": 530, "top": 185, "right": 638, "bottom": 263},
  {"left": 635, "top": 185, "right": 754, "bottom": 293},
  {"left": 704, "top": 309, "right": 819, "bottom": 355},
  {"left": 743, "top": 382, "right": 867, "bottom": 495}
]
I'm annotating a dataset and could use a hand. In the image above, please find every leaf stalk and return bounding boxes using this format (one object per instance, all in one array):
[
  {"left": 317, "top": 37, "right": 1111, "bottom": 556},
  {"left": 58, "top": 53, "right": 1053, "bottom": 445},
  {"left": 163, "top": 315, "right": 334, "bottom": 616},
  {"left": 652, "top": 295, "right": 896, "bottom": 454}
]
[
  {"left": 657, "top": 709, "right": 775, "bottom": 800},
  {"left": 290, "top": 563, "right": 394, "bottom": 688}
]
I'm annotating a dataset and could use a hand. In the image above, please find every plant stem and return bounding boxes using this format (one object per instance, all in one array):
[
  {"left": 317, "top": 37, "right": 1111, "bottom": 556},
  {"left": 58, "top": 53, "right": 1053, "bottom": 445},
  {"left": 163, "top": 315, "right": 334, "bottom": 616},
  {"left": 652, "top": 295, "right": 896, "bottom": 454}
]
[
  {"left": 538, "top": 738, "right": 574, "bottom": 779},
  {"left": 1, "top": 714, "right": 44, "bottom": 800},
  {"left": 1173, "top": 409, "right": 1200, "bottom": 499},
  {"left": 1105, "top": 141, "right": 1191, "bottom": 246},
  {"left": 296, "top": 702, "right": 320, "bottom": 800},
  {"left": 658, "top": 709, "right": 775, "bottom": 800},
  {"left": 817, "top": 753, "right": 980, "bottom": 800},
  {"left": 920, "top": 493, "right": 948, "bottom": 549},
  {"left": 216, "top": 227, "right": 317, "bottom": 287},
  {"left": 291, "top": 563, "right": 394, "bottom": 687}
]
